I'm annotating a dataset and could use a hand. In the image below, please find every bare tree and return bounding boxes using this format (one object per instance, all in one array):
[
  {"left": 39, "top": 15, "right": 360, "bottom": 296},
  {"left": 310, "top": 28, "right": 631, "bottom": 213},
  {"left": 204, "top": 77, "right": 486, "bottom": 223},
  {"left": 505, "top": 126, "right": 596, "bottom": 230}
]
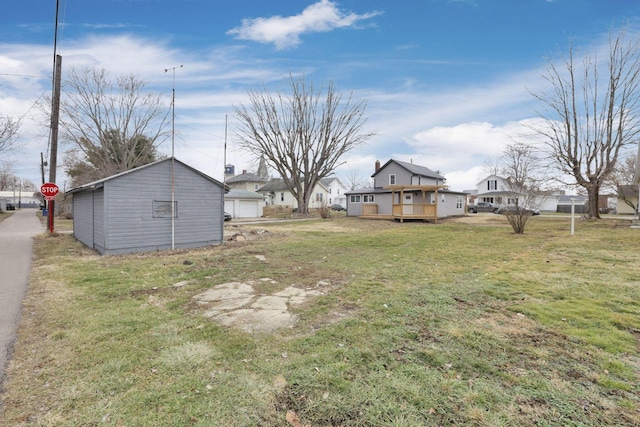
[
  {"left": 341, "top": 166, "right": 370, "bottom": 191},
  {"left": 499, "top": 143, "right": 545, "bottom": 234},
  {"left": 56, "top": 67, "right": 170, "bottom": 185},
  {"left": 530, "top": 29, "right": 640, "bottom": 219},
  {"left": 0, "top": 115, "right": 20, "bottom": 154},
  {"left": 0, "top": 161, "right": 16, "bottom": 191},
  {"left": 233, "top": 75, "right": 375, "bottom": 214}
]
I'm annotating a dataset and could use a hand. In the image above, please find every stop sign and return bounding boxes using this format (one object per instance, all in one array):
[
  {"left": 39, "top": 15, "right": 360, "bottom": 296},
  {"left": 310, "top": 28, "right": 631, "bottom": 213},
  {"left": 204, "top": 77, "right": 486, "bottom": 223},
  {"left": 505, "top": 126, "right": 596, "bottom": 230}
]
[{"left": 41, "top": 182, "right": 60, "bottom": 200}]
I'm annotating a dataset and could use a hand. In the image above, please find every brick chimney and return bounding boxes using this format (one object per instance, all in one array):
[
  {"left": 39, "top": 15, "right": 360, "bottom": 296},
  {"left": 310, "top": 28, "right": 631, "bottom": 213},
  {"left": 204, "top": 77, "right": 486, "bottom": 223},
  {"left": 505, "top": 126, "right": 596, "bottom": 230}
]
[{"left": 375, "top": 160, "right": 381, "bottom": 173}]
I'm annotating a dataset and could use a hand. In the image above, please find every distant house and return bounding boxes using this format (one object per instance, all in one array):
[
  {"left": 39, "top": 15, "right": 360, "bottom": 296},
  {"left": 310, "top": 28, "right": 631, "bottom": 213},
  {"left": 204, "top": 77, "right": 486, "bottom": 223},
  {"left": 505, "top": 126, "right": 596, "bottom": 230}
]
[
  {"left": 320, "top": 177, "right": 347, "bottom": 208},
  {"left": 258, "top": 179, "right": 298, "bottom": 208},
  {"left": 0, "top": 191, "right": 41, "bottom": 209},
  {"left": 224, "top": 189, "right": 264, "bottom": 218},
  {"left": 616, "top": 185, "right": 638, "bottom": 215},
  {"left": 257, "top": 179, "right": 331, "bottom": 210},
  {"left": 474, "top": 175, "right": 564, "bottom": 212},
  {"left": 67, "top": 158, "right": 226, "bottom": 255},
  {"left": 224, "top": 158, "right": 270, "bottom": 192},
  {"left": 346, "top": 159, "right": 467, "bottom": 222}
]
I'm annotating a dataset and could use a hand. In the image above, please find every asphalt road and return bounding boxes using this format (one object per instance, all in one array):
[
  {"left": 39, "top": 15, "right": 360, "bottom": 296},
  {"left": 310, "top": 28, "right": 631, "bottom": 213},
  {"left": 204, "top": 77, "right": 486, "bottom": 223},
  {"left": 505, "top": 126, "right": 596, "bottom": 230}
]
[{"left": 0, "top": 209, "right": 44, "bottom": 394}]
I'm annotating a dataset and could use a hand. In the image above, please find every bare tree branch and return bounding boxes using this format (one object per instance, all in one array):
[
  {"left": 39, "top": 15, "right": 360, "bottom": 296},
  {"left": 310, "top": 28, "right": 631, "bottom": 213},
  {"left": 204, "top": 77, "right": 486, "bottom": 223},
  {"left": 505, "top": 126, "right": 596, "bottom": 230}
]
[
  {"left": 529, "top": 29, "right": 640, "bottom": 219},
  {"left": 53, "top": 67, "right": 171, "bottom": 186},
  {"left": 0, "top": 115, "right": 21, "bottom": 154},
  {"left": 233, "top": 75, "right": 375, "bottom": 214}
]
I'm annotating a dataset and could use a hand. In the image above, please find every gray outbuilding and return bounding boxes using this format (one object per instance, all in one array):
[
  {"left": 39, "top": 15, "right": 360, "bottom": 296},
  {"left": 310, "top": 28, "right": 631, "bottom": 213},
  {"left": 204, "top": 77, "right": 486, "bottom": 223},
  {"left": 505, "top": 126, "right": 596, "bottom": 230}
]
[{"left": 67, "top": 157, "right": 227, "bottom": 255}]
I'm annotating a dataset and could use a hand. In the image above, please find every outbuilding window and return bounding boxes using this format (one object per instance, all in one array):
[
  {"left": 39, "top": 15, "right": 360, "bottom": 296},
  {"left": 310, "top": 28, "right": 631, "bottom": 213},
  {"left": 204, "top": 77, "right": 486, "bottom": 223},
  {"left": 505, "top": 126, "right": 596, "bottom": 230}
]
[
  {"left": 363, "top": 194, "right": 375, "bottom": 203},
  {"left": 350, "top": 195, "right": 361, "bottom": 203},
  {"left": 153, "top": 201, "right": 178, "bottom": 218}
]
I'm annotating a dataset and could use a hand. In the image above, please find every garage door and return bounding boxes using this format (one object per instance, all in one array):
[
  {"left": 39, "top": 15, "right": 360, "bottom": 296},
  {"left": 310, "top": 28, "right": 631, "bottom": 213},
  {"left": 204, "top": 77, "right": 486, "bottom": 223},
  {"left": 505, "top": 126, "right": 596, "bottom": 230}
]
[{"left": 238, "top": 200, "right": 258, "bottom": 218}]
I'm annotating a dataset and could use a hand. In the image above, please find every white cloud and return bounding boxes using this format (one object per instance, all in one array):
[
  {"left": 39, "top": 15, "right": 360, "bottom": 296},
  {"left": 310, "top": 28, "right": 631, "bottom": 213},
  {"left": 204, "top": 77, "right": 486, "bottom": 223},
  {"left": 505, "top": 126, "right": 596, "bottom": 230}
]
[{"left": 227, "top": 0, "right": 380, "bottom": 50}]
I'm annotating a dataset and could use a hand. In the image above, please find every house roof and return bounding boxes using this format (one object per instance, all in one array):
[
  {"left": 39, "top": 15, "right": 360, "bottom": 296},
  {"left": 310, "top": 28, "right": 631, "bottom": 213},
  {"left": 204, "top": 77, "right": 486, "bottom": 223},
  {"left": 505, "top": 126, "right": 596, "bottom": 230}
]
[
  {"left": 257, "top": 179, "right": 289, "bottom": 192},
  {"left": 320, "top": 177, "right": 344, "bottom": 187},
  {"left": 225, "top": 172, "right": 269, "bottom": 184},
  {"left": 475, "top": 174, "right": 506, "bottom": 186},
  {"left": 373, "top": 159, "right": 445, "bottom": 180},
  {"left": 67, "top": 157, "right": 226, "bottom": 194},
  {"left": 225, "top": 189, "right": 264, "bottom": 199},
  {"left": 345, "top": 187, "right": 466, "bottom": 196},
  {"left": 258, "top": 178, "right": 329, "bottom": 193},
  {"left": 619, "top": 185, "right": 638, "bottom": 197}
]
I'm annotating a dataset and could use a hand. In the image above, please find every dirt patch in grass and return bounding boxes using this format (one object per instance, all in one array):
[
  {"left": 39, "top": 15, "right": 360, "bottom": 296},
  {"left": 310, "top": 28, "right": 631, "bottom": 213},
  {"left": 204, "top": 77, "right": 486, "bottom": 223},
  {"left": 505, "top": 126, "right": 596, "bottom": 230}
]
[{"left": 192, "top": 279, "right": 333, "bottom": 333}]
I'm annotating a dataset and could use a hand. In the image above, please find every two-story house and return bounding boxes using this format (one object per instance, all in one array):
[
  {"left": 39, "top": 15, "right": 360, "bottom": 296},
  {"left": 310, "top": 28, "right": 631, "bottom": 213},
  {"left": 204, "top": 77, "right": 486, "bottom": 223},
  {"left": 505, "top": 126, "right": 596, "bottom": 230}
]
[
  {"left": 320, "top": 177, "right": 347, "bottom": 208},
  {"left": 345, "top": 159, "right": 467, "bottom": 222}
]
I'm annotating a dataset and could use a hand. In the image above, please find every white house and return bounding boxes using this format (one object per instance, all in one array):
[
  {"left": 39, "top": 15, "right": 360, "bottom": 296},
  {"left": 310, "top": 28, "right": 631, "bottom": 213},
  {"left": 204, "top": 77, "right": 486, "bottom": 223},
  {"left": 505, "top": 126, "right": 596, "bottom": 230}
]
[
  {"left": 257, "top": 179, "right": 332, "bottom": 210},
  {"left": 320, "top": 177, "right": 347, "bottom": 208},
  {"left": 475, "top": 175, "right": 564, "bottom": 212}
]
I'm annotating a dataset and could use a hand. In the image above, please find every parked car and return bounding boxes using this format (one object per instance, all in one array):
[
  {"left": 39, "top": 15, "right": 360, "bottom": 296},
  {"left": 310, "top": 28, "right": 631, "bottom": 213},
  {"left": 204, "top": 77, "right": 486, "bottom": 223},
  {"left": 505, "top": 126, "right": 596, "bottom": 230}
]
[
  {"left": 224, "top": 212, "right": 232, "bottom": 221},
  {"left": 331, "top": 204, "right": 346, "bottom": 211},
  {"left": 467, "top": 202, "right": 499, "bottom": 213},
  {"left": 496, "top": 205, "right": 540, "bottom": 216}
]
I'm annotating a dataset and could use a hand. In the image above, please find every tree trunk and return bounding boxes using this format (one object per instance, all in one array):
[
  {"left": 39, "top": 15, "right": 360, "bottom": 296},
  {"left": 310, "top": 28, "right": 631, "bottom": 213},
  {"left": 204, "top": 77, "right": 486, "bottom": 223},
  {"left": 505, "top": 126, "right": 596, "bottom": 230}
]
[
  {"left": 297, "top": 194, "right": 309, "bottom": 215},
  {"left": 586, "top": 182, "right": 601, "bottom": 219}
]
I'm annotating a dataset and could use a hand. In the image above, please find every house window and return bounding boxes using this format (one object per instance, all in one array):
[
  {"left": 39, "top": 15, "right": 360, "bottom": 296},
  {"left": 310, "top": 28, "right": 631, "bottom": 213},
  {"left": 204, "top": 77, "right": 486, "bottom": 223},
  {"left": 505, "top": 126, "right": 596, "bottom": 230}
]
[
  {"left": 329, "top": 188, "right": 332, "bottom": 194},
  {"left": 350, "top": 195, "right": 361, "bottom": 203},
  {"left": 364, "top": 194, "right": 375, "bottom": 203},
  {"left": 280, "top": 193, "right": 285, "bottom": 202},
  {"left": 254, "top": 184, "right": 259, "bottom": 190},
  {"left": 456, "top": 196, "right": 463, "bottom": 209},
  {"left": 152, "top": 201, "right": 178, "bottom": 218},
  {"left": 316, "top": 193, "right": 323, "bottom": 202},
  {"left": 441, "top": 194, "right": 445, "bottom": 204},
  {"left": 488, "top": 180, "right": 498, "bottom": 190},
  {"left": 389, "top": 174, "right": 396, "bottom": 185}
]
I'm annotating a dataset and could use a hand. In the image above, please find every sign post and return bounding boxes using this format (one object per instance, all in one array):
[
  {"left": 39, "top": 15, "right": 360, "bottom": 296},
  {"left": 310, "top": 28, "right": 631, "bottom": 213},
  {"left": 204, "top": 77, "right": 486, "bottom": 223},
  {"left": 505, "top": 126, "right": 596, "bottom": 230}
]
[{"left": 40, "top": 182, "right": 59, "bottom": 233}]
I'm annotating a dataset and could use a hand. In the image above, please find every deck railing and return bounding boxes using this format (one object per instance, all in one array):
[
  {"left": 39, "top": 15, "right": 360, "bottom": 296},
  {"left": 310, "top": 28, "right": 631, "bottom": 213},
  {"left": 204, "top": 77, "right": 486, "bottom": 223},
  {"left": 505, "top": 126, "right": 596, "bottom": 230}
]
[{"left": 392, "top": 203, "right": 437, "bottom": 218}]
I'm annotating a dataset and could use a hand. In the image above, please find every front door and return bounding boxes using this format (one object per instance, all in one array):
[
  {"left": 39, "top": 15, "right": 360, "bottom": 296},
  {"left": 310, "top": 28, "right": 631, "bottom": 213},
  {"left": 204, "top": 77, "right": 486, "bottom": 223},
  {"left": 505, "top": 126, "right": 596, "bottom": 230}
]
[{"left": 403, "top": 193, "right": 413, "bottom": 214}]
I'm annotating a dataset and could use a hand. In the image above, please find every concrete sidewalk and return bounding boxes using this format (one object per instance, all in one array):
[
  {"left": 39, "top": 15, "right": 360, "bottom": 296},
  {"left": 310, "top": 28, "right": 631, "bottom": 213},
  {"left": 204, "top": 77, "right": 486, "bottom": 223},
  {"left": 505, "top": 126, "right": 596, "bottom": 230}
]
[{"left": 0, "top": 209, "right": 44, "bottom": 394}]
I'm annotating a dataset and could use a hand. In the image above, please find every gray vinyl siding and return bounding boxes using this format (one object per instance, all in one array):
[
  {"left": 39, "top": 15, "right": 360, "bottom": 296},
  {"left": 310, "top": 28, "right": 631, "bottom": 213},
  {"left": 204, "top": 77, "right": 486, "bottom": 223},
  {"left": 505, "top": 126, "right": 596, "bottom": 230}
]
[
  {"left": 374, "top": 163, "right": 410, "bottom": 187},
  {"left": 72, "top": 191, "right": 96, "bottom": 250},
  {"left": 374, "top": 162, "right": 441, "bottom": 188},
  {"left": 70, "top": 158, "right": 224, "bottom": 255},
  {"left": 93, "top": 189, "right": 105, "bottom": 253},
  {"left": 371, "top": 193, "right": 393, "bottom": 215},
  {"left": 102, "top": 161, "right": 222, "bottom": 255},
  {"left": 437, "top": 193, "right": 466, "bottom": 217}
]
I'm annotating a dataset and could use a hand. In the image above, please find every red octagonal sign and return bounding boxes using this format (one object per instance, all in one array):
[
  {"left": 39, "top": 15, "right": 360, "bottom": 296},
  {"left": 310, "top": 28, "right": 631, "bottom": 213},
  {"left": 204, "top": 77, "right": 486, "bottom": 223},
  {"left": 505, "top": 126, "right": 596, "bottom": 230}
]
[{"left": 41, "top": 182, "right": 59, "bottom": 200}]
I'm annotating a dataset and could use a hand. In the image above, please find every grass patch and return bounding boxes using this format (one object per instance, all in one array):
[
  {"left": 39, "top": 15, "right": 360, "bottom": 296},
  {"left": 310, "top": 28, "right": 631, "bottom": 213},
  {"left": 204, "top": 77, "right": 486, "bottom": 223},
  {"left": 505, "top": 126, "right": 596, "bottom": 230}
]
[{"left": 1, "top": 216, "right": 639, "bottom": 426}]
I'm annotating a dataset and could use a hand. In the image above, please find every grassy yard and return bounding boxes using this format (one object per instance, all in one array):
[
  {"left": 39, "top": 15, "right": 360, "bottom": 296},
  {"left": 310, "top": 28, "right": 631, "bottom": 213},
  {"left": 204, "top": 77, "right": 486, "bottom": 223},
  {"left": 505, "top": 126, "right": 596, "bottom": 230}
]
[{"left": 1, "top": 215, "right": 639, "bottom": 426}]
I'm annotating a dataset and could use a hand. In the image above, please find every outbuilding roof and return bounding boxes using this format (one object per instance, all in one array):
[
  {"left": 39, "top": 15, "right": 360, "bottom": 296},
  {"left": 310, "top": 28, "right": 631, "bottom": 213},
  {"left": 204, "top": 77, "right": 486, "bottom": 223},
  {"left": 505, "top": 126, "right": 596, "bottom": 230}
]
[{"left": 66, "top": 157, "right": 227, "bottom": 194}]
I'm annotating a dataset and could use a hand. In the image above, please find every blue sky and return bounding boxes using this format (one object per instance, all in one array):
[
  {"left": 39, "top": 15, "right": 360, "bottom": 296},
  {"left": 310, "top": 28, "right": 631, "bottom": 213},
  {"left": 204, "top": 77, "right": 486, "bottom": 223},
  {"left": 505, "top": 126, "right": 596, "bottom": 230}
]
[{"left": 1, "top": 0, "right": 640, "bottom": 191}]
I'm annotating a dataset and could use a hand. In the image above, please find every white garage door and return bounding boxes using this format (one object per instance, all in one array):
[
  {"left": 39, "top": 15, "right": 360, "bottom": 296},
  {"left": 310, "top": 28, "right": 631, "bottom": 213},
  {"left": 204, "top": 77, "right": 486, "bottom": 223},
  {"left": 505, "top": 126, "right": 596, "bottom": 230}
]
[{"left": 238, "top": 200, "right": 259, "bottom": 218}]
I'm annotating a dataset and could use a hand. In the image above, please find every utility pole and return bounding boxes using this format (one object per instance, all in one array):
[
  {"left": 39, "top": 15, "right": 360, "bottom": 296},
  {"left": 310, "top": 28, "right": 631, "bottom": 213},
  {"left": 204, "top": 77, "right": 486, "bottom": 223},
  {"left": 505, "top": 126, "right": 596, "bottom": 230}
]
[
  {"left": 164, "top": 65, "right": 182, "bottom": 249},
  {"left": 48, "top": 54, "right": 61, "bottom": 233}
]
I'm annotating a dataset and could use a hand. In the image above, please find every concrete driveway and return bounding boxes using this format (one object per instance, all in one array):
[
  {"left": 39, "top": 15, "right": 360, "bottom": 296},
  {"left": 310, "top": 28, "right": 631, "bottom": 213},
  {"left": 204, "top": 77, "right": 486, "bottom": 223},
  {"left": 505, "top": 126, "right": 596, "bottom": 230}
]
[{"left": 0, "top": 209, "right": 44, "bottom": 393}]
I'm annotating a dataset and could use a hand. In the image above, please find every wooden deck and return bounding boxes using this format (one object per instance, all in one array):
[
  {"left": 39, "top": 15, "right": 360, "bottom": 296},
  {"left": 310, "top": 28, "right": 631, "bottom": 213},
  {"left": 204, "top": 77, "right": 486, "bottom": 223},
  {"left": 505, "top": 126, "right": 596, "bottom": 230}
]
[
  {"left": 358, "top": 184, "right": 445, "bottom": 222},
  {"left": 359, "top": 203, "right": 439, "bottom": 222}
]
